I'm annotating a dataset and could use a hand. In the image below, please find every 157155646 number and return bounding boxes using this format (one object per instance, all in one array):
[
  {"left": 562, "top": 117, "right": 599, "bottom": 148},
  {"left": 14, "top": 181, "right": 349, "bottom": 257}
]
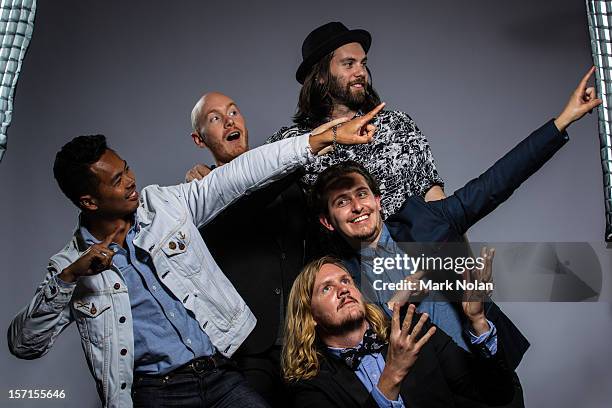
[{"left": 8, "top": 390, "right": 65, "bottom": 399}]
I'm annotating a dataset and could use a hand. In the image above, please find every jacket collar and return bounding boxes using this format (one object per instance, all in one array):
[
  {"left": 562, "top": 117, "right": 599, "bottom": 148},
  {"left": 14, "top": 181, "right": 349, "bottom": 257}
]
[{"left": 318, "top": 341, "right": 391, "bottom": 405}]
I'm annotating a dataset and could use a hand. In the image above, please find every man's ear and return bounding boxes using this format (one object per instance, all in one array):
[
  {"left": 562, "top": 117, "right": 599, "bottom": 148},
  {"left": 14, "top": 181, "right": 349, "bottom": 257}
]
[
  {"left": 79, "top": 195, "right": 98, "bottom": 211},
  {"left": 319, "top": 214, "right": 335, "bottom": 232},
  {"left": 191, "top": 132, "right": 207, "bottom": 149},
  {"left": 375, "top": 195, "right": 382, "bottom": 210}
]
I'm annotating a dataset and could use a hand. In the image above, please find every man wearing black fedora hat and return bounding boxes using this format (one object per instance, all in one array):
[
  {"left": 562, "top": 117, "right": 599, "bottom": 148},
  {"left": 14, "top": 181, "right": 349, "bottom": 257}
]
[{"left": 267, "top": 21, "right": 446, "bottom": 219}]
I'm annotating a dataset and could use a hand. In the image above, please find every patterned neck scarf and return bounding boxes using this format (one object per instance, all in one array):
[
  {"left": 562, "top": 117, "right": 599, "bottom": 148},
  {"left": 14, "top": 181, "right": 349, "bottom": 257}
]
[{"left": 339, "top": 328, "right": 385, "bottom": 370}]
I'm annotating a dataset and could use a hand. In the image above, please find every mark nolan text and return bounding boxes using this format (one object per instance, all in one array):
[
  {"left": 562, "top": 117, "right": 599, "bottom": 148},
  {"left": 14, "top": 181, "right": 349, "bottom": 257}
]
[{"left": 373, "top": 279, "right": 493, "bottom": 292}]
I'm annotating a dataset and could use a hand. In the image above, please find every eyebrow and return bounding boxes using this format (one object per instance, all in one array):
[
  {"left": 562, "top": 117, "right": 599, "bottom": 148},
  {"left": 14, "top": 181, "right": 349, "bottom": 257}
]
[
  {"left": 339, "top": 57, "right": 367, "bottom": 63},
  {"left": 206, "top": 103, "right": 237, "bottom": 117},
  {"left": 110, "top": 161, "right": 127, "bottom": 185},
  {"left": 317, "top": 273, "right": 352, "bottom": 290},
  {"left": 332, "top": 192, "right": 350, "bottom": 203},
  {"left": 331, "top": 186, "right": 369, "bottom": 203}
]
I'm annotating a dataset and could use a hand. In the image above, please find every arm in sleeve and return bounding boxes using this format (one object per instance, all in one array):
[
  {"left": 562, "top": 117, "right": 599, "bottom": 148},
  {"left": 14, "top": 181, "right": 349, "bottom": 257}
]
[
  {"left": 173, "top": 133, "right": 314, "bottom": 228},
  {"left": 431, "top": 318, "right": 515, "bottom": 406},
  {"left": 371, "top": 385, "right": 405, "bottom": 408},
  {"left": 440, "top": 119, "right": 569, "bottom": 235},
  {"left": 7, "top": 262, "right": 75, "bottom": 360}
]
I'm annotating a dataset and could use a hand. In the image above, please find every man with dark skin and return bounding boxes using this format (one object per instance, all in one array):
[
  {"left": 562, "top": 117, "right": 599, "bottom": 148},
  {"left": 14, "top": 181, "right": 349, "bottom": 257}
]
[{"left": 8, "top": 104, "right": 385, "bottom": 408}]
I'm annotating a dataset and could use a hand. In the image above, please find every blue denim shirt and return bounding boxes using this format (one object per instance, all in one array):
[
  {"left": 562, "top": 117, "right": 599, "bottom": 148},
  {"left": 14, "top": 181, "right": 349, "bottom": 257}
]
[
  {"left": 8, "top": 133, "right": 315, "bottom": 408},
  {"left": 78, "top": 222, "right": 215, "bottom": 375},
  {"left": 355, "top": 225, "right": 470, "bottom": 351}
]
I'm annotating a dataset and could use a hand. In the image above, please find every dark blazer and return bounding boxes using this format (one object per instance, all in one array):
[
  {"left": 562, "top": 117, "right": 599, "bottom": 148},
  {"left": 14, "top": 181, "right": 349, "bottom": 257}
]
[
  {"left": 385, "top": 119, "right": 568, "bottom": 243},
  {"left": 200, "top": 171, "right": 310, "bottom": 355},
  {"left": 349, "top": 120, "right": 568, "bottom": 369},
  {"left": 290, "top": 313, "right": 515, "bottom": 408}
]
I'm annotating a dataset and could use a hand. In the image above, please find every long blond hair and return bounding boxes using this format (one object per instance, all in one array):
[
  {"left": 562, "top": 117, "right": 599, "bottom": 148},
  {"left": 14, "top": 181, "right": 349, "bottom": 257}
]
[{"left": 282, "top": 256, "right": 389, "bottom": 382}]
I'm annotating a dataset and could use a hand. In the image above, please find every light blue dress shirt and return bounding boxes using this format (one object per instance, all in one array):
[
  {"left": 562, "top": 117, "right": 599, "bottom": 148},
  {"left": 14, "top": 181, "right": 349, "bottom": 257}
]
[
  {"left": 358, "top": 225, "right": 470, "bottom": 350},
  {"left": 77, "top": 220, "right": 215, "bottom": 374}
]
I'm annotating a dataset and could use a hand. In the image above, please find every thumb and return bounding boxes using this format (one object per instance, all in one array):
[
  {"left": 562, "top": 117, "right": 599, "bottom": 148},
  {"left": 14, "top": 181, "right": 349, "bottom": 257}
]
[{"left": 584, "top": 98, "right": 603, "bottom": 113}]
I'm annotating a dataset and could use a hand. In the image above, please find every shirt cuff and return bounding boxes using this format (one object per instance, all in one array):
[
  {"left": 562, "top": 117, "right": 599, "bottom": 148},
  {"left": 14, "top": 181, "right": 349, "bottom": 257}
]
[
  {"left": 372, "top": 385, "right": 405, "bottom": 408},
  {"left": 467, "top": 319, "right": 497, "bottom": 357},
  {"left": 54, "top": 273, "right": 77, "bottom": 289}
]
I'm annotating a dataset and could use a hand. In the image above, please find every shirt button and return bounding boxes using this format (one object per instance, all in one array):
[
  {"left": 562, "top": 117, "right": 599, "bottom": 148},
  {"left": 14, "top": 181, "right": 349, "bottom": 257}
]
[
  {"left": 186, "top": 339, "right": 191, "bottom": 344},
  {"left": 169, "top": 241, "right": 177, "bottom": 250},
  {"left": 152, "top": 285, "right": 157, "bottom": 291},
  {"left": 280, "top": 252, "right": 286, "bottom": 260},
  {"left": 169, "top": 312, "right": 175, "bottom": 318},
  {"left": 114, "top": 283, "right": 121, "bottom": 290},
  {"left": 120, "top": 348, "right": 127, "bottom": 356},
  {"left": 178, "top": 242, "right": 185, "bottom": 250},
  {"left": 274, "top": 288, "right": 281, "bottom": 295},
  {"left": 119, "top": 316, "right": 126, "bottom": 323},
  {"left": 121, "top": 382, "right": 127, "bottom": 390}
]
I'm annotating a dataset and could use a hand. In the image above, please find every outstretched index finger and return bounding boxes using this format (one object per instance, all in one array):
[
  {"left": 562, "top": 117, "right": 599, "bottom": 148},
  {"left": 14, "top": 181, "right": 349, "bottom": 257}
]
[
  {"left": 360, "top": 102, "right": 386, "bottom": 123},
  {"left": 578, "top": 66, "right": 596, "bottom": 90},
  {"left": 401, "top": 303, "right": 415, "bottom": 337}
]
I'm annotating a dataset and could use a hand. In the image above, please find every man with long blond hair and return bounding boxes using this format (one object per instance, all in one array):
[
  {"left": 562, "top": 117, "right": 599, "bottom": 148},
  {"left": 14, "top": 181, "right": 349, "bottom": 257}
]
[{"left": 282, "top": 256, "right": 515, "bottom": 408}]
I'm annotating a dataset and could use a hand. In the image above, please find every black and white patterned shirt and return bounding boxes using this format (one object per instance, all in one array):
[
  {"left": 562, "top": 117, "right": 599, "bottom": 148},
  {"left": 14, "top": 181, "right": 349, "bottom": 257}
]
[{"left": 266, "top": 110, "right": 444, "bottom": 218}]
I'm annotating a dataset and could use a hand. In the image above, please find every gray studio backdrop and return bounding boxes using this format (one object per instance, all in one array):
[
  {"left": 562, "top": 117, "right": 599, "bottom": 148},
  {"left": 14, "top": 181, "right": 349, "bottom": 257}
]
[{"left": 1, "top": 0, "right": 611, "bottom": 407}]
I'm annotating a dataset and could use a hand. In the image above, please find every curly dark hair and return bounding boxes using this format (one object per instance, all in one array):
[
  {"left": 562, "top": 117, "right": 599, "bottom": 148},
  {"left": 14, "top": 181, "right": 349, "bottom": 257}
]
[
  {"left": 53, "top": 135, "right": 109, "bottom": 208},
  {"left": 310, "top": 160, "right": 381, "bottom": 216},
  {"left": 293, "top": 52, "right": 381, "bottom": 129}
]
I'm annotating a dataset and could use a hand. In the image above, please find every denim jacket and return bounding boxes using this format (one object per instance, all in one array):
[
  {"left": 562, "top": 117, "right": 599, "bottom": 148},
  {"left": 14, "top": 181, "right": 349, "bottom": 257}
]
[{"left": 8, "top": 133, "right": 313, "bottom": 408}]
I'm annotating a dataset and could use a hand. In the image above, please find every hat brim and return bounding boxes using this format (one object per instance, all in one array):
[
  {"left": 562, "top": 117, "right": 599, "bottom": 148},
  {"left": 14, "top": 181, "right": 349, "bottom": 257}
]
[{"left": 296, "top": 29, "right": 371, "bottom": 84}]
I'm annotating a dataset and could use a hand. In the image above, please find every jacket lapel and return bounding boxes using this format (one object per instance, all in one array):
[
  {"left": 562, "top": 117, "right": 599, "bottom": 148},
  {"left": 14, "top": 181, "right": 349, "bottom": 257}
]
[{"left": 321, "top": 353, "right": 371, "bottom": 405}]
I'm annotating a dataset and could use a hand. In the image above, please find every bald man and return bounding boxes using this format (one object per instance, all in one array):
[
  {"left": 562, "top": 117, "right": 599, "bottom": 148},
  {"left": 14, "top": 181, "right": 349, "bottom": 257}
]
[
  {"left": 189, "top": 92, "right": 250, "bottom": 175},
  {"left": 187, "top": 92, "right": 317, "bottom": 407}
]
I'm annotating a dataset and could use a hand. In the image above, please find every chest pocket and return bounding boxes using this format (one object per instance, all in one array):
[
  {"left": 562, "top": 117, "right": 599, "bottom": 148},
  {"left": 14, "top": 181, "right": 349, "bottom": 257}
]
[
  {"left": 73, "top": 296, "right": 112, "bottom": 346},
  {"left": 161, "top": 228, "right": 203, "bottom": 276}
]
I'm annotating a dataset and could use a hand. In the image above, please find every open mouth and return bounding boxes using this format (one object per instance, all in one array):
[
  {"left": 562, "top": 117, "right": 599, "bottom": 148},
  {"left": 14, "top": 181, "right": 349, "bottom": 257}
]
[
  {"left": 350, "top": 214, "right": 370, "bottom": 223},
  {"left": 349, "top": 80, "right": 365, "bottom": 89},
  {"left": 226, "top": 130, "right": 241, "bottom": 141},
  {"left": 126, "top": 188, "right": 138, "bottom": 201}
]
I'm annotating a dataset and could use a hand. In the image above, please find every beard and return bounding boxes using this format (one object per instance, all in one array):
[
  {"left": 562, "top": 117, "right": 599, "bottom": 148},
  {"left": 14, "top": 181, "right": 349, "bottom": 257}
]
[
  {"left": 316, "top": 302, "right": 366, "bottom": 337},
  {"left": 328, "top": 74, "right": 367, "bottom": 111},
  {"left": 348, "top": 217, "right": 382, "bottom": 244}
]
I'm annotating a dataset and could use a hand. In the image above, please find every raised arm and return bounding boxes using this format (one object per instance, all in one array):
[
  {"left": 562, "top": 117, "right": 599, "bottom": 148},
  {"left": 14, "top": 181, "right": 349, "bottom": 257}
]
[
  {"left": 440, "top": 68, "right": 602, "bottom": 234},
  {"left": 177, "top": 104, "right": 385, "bottom": 227}
]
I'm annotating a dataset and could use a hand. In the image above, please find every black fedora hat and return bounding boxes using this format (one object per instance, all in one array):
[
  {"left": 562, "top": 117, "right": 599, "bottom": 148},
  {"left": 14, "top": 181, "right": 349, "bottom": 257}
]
[{"left": 296, "top": 22, "right": 371, "bottom": 84}]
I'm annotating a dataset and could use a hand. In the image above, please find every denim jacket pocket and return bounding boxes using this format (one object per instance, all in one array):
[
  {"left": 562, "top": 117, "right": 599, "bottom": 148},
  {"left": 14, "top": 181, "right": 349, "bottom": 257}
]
[
  {"left": 160, "top": 228, "right": 204, "bottom": 277},
  {"left": 73, "top": 296, "right": 112, "bottom": 346}
]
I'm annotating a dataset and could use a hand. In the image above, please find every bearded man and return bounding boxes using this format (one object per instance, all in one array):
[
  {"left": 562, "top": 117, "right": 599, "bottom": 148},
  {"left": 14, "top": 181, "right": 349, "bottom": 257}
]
[
  {"left": 267, "top": 21, "right": 446, "bottom": 219},
  {"left": 281, "top": 257, "right": 515, "bottom": 408}
]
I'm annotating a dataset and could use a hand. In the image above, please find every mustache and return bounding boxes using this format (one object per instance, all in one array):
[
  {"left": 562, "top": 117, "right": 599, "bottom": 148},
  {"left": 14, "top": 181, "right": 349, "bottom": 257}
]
[{"left": 338, "top": 295, "right": 358, "bottom": 310}]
